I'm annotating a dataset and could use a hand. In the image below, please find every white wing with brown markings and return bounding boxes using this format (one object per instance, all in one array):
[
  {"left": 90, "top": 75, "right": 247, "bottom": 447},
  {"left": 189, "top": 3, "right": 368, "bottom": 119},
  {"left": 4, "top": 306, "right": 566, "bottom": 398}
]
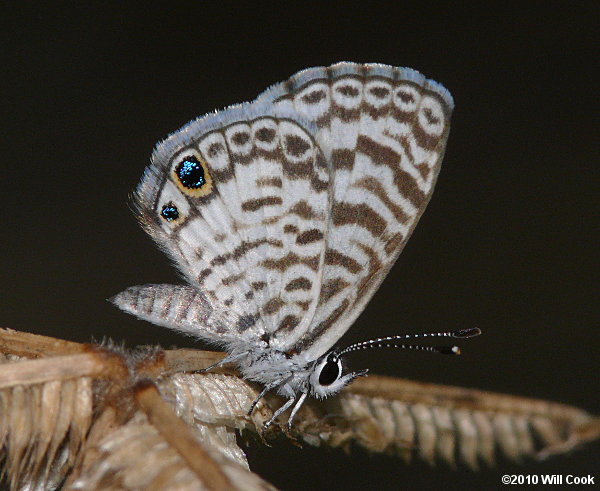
[{"left": 113, "top": 63, "right": 453, "bottom": 359}]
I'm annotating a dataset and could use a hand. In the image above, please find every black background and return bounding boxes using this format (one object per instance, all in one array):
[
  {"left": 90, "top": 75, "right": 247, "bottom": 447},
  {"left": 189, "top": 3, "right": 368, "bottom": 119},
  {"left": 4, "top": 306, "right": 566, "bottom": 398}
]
[{"left": 2, "top": 2, "right": 598, "bottom": 489}]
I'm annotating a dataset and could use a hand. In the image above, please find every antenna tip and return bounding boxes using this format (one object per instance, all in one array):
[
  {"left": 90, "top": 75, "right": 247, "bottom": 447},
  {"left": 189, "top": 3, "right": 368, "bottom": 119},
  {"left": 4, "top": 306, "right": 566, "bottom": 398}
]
[
  {"left": 438, "top": 345, "right": 461, "bottom": 355},
  {"left": 453, "top": 327, "right": 481, "bottom": 338}
]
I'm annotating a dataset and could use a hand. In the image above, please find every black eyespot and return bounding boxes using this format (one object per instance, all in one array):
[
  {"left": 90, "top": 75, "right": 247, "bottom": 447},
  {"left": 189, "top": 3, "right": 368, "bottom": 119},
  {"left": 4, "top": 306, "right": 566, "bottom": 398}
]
[
  {"left": 160, "top": 203, "right": 179, "bottom": 222},
  {"left": 175, "top": 156, "right": 205, "bottom": 189},
  {"left": 318, "top": 357, "right": 340, "bottom": 386}
]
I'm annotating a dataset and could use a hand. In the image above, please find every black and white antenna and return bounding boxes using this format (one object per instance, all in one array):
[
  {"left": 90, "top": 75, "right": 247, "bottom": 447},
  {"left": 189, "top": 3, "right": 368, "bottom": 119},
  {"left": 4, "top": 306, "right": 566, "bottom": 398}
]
[{"left": 337, "top": 327, "right": 481, "bottom": 358}]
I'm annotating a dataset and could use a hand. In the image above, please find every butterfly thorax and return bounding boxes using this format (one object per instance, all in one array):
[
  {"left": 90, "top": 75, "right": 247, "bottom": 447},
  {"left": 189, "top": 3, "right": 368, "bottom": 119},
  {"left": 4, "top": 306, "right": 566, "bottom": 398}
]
[{"left": 224, "top": 341, "right": 317, "bottom": 397}]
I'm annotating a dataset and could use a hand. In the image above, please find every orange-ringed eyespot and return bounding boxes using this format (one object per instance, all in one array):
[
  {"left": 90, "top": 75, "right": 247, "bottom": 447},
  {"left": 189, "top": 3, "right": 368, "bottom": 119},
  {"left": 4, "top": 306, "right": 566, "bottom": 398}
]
[
  {"left": 161, "top": 203, "right": 179, "bottom": 222},
  {"left": 176, "top": 155, "right": 205, "bottom": 189}
]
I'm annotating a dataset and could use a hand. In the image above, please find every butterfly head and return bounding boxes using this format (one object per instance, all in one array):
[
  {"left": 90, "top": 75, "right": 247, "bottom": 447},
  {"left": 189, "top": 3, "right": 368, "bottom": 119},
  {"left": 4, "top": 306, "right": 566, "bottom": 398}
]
[{"left": 308, "top": 327, "right": 482, "bottom": 398}]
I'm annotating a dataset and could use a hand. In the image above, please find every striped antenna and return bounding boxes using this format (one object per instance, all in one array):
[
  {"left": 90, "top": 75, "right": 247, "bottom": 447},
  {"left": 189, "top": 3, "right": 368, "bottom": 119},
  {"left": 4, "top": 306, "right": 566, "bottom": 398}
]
[{"left": 337, "top": 328, "right": 481, "bottom": 357}]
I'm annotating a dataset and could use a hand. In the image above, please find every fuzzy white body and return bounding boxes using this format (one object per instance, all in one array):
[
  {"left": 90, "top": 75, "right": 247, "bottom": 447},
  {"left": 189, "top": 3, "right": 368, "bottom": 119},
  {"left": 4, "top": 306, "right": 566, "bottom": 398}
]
[{"left": 224, "top": 340, "right": 355, "bottom": 400}]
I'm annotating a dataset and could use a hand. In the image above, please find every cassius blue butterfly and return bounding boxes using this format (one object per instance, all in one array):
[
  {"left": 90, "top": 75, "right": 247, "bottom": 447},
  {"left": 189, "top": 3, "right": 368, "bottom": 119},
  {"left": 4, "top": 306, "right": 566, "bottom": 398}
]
[{"left": 112, "top": 62, "right": 480, "bottom": 429}]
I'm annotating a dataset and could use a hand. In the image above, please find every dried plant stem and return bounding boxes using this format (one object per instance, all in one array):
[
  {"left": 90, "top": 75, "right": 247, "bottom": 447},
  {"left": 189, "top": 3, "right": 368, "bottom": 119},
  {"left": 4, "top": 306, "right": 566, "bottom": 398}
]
[
  {"left": 134, "top": 380, "right": 235, "bottom": 490},
  {"left": 347, "top": 375, "right": 591, "bottom": 420},
  {"left": 0, "top": 328, "right": 85, "bottom": 357},
  {"left": 0, "top": 354, "right": 107, "bottom": 389},
  {"left": 0, "top": 327, "right": 598, "bottom": 489},
  {"left": 162, "top": 349, "right": 225, "bottom": 374}
]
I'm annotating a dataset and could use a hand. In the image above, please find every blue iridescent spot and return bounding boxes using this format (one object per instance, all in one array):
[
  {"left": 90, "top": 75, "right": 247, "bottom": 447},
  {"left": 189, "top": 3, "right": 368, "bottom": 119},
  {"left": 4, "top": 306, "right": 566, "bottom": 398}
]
[
  {"left": 176, "top": 156, "right": 205, "bottom": 189},
  {"left": 160, "top": 203, "right": 179, "bottom": 222}
]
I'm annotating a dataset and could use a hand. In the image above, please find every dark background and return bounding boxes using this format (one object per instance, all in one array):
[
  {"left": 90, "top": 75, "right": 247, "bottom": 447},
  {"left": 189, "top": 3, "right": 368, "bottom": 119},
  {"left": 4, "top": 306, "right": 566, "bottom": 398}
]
[{"left": 2, "top": 2, "right": 598, "bottom": 489}]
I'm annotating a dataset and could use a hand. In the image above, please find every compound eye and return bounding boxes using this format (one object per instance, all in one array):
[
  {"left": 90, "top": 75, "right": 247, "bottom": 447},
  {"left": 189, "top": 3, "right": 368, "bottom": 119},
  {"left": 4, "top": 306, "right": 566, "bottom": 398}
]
[{"left": 318, "top": 357, "right": 340, "bottom": 386}]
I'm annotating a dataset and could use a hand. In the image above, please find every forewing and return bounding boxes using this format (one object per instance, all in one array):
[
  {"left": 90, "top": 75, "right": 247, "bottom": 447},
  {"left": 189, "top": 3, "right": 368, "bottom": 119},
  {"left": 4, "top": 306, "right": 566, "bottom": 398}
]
[
  {"left": 117, "top": 105, "right": 331, "bottom": 347},
  {"left": 258, "top": 62, "right": 454, "bottom": 358}
]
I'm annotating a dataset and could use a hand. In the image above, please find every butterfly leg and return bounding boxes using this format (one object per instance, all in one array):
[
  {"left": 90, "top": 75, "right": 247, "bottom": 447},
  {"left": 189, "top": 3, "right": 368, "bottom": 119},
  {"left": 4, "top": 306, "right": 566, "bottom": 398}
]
[
  {"left": 199, "top": 352, "right": 247, "bottom": 373},
  {"left": 286, "top": 391, "right": 308, "bottom": 429},
  {"left": 247, "top": 380, "right": 282, "bottom": 417},
  {"left": 263, "top": 396, "right": 296, "bottom": 430},
  {"left": 247, "top": 375, "right": 293, "bottom": 417}
]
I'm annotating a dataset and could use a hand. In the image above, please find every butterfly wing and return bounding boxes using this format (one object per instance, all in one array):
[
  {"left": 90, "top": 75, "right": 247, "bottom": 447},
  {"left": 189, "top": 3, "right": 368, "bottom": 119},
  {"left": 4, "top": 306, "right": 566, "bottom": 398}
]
[
  {"left": 113, "top": 104, "right": 332, "bottom": 347},
  {"left": 111, "top": 284, "right": 243, "bottom": 344},
  {"left": 257, "top": 63, "right": 454, "bottom": 359},
  {"left": 113, "top": 63, "right": 453, "bottom": 356}
]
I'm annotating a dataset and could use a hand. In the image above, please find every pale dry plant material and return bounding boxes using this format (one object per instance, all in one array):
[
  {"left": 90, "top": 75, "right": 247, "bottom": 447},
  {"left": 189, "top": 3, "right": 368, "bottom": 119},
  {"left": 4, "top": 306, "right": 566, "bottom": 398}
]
[{"left": 0, "top": 327, "right": 598, "bottom": 490}]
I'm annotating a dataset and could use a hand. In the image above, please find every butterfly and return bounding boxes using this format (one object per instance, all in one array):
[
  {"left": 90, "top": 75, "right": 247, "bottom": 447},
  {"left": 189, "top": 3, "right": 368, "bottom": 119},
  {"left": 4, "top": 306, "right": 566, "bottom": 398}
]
[{"left": 112, "top": 62, "right": 479, "bottom": 429}]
